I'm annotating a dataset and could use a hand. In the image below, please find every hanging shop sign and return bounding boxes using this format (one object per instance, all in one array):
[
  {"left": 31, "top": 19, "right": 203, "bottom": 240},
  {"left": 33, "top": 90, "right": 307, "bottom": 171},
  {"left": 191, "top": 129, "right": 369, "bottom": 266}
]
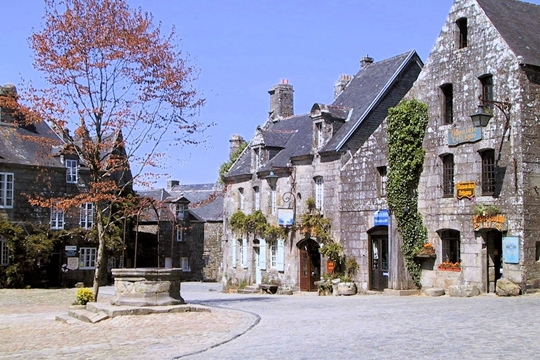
[
  {"left": 456, "top": 181, "right": 476, "bottom": 200},
  {"left": 448, "top": 127, "right": 482, "bottom": 147},
  {"left": 502, "top": 236, "right": 520, "bottom": 264}
]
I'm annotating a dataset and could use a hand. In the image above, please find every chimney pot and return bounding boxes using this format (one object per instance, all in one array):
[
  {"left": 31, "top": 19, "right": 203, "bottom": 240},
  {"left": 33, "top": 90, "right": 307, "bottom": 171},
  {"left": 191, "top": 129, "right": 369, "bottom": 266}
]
[
  {"left": 269, "top": 80, "right": 294, "bottom": 121},
  {"left": 361, "top": 55, "right": 374, "bottom": 68}
]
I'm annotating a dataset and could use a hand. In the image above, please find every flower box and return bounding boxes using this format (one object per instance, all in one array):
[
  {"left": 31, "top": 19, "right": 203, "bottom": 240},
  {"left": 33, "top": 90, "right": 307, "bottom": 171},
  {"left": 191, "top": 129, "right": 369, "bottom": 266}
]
[{"left": 437, "top": 262, "right": 461, "bottom": 272}]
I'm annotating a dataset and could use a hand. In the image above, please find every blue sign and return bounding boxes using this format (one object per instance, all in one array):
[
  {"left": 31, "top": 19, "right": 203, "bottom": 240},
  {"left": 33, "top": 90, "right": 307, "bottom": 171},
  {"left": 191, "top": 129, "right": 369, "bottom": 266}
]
[
  {"left": 278, "top": 208, "right": 294, "bottom": 227},
  {"left": 374, "top": 209, "right": 389, "bottom": 227},
  {"left": 503, "top": 236, "right": 520, "bottom": 264},
  {"left": 448, "top": 127, "right": 482, "bottom": 147}
]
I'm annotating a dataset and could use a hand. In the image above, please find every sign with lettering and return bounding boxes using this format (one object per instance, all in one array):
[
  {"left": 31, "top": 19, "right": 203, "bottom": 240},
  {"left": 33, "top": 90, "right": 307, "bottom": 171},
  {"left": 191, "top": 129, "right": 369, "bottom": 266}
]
[
  {"left": 473, "top": 214, "right": 507, "bottom": 231},
  {"left": 448, "top": 127, "right": 482, "bottom": 147},
  {"left": 374, "top": 209, "right": 389, "bottom": 227},
  {"left": 65, "top": 245, "right": 77, "bottom": 257},
  {"left": 456, "top": 182, "right": 476, "bottom": 200},
  {"left": 503, "top": 236, "right": 519, "bottom": 264},
  {"left": 67, "top": 257, "right": 79, "bottom": 270}
]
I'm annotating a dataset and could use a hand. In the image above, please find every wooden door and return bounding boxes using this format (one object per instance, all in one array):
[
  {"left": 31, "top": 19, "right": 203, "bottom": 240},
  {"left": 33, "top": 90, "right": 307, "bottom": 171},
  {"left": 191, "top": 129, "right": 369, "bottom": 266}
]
[
  {"left": 299, "top": 249, "right": 310, "bottom": 291},
  {"left": 370, "top": 235, "right": 388, "bottom": 291}
]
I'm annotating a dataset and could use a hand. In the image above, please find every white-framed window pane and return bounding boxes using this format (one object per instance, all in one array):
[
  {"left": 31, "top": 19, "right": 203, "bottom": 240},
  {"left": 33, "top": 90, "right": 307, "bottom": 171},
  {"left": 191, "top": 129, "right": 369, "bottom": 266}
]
[
  {"left": 270, "top": 241, "right": 277, "bottom": 268},
  {"left": 0, "top": 172, "right": 14, "bottom": 208},
  {"left": 181, "top": 257, "right": 191, "bottom": 272},
  {"left": 80, "top": 202, "right": 94, "bottom": 229},
  {"left": 0, "top": 237, "right": 9, "bottom": 266},
  {"left": 66, "top": 159, "right": 78, "bottom": 183},
  {"left": 315, "top": 177, "right": 324, "bottom": 210},
  {"left": 50, "top": 208, "right": 65, "bottom": 230},
  {"left": 79, "top": 247, "right": 96, "bottom": 269},
  {"left": 254, "top": 187, "right": 260, "bottom": 211},
  {"left": 242, "top": 238, "right": 248, "bottom": 268}
]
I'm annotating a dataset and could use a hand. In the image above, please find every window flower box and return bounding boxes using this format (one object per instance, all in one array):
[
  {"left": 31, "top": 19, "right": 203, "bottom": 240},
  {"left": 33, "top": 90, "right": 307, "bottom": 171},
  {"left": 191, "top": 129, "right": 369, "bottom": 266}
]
[{"left": 437, "top": 261, "right": 461, "bottom": 272}]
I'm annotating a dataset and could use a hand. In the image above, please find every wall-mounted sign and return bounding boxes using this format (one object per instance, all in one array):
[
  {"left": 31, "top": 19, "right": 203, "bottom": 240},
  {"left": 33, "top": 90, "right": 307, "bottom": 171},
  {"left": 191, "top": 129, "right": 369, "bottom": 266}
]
[
  {"left": 278, "top": 208, "right": 294, "bottom": 227},
  {"left": 448, "top": 127, "right": 482, "bottom": 147},
  {"left": 67, "top": 257, "right": 79, "bottom": 270},
  {"left": 456, "top": 182, "right": 476, "bottom": 200},
  {"left": 503, "top": 236, "right": 520, "bottom": 264},
  {"left": 65, "top": 245, "right": 77, "bottom": 257},
  {"left": 473, "top": 214, "right": 506, "bottom": 231},
  {"left": 374, "top": 209, "right": 389, "bottom": 227}
]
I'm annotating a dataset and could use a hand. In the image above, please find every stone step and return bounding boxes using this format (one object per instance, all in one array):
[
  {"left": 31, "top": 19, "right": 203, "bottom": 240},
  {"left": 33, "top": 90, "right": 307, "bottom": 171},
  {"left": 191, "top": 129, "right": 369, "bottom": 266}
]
[
  {"left": 238, "top": 285, "right": 259, "bottom": 294},
  {"left": 67, "top": 308, "right": 110, "bottom": 323}
]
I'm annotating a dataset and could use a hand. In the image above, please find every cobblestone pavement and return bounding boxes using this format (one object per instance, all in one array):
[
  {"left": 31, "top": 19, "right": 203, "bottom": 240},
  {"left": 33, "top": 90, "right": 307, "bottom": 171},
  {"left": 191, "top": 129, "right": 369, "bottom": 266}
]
[{"left": 1, "top": 284, "right": 539, "bottom": 360}]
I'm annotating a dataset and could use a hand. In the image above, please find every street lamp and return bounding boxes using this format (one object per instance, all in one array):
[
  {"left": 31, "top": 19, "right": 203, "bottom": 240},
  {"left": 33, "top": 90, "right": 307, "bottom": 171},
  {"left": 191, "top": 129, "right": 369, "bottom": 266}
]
[
  {"left": 470, "top": 96, "right": 512, "bottom": 128},
  {"left": 265, "top": 171, "right": 279, "bottom": 189}
]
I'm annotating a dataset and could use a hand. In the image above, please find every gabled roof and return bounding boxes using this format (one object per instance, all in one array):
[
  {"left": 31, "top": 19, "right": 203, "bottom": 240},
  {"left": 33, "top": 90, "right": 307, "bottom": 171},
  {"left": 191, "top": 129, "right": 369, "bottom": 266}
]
[{"left": 477, "top": 0, "right": 540, "bottom": 67}]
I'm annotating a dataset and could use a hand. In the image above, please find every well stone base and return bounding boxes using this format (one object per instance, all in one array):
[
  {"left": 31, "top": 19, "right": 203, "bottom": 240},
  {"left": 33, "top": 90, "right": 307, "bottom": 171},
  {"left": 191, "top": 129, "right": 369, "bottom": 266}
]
[{"left": 111, "top": 268, "right": 185, "bottom": 306}]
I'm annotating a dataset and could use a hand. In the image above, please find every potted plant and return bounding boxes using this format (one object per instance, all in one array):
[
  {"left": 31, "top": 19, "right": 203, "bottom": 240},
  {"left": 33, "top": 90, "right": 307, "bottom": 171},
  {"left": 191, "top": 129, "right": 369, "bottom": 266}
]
[{"left": 336, "top": 258, "right": 358, "bottom": 296}]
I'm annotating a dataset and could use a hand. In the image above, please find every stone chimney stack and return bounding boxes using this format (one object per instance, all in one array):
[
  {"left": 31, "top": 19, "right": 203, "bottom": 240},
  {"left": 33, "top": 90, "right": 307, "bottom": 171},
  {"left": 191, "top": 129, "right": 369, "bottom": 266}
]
[
  {"left": 268, "top": 79, "right": 294, "bottom": 122},
  {"left": 0, "top": 84, "right": 17, "bottom": 124},
  {"left": 360, "top": 55, "right": 374, "bottom": 69},
  {"left": 229, "top": 134, "right": 245, "bottom": 157},
  {"left": 334, "top": 74, "right": 353, "bottom": 100},
  {"left": 167, "top": 180, "right": 179, "bottom": 191}
]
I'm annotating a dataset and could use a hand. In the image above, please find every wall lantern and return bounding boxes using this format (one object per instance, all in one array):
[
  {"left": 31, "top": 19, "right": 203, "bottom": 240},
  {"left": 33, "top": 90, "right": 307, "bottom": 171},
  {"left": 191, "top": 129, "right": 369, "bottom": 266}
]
[
  {"left": 470, "top": 104, "right": 493, "bottom": 127},
  {"left": 265, "top": 171, "right": 279, "bottom": 188},
  {"left": 470, "top": 96, "right": 512, "bottom": 128}
]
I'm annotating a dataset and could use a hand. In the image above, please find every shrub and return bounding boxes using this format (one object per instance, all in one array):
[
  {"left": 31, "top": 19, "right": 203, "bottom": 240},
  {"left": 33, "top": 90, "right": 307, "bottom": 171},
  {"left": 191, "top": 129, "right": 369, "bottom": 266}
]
[{"left": 76, "top": 288, "right": 95, "bottom": 305}]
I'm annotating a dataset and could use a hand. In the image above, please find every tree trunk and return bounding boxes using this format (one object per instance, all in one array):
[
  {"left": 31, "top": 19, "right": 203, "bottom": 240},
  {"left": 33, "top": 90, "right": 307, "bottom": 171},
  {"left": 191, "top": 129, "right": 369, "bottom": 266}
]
[{"left": 92, "top": 202, "right": 106, "bottom": 301}]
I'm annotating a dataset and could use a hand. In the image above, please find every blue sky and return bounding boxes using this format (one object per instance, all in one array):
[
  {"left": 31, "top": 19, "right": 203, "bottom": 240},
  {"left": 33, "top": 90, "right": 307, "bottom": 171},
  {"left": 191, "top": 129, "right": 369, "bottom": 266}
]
[{"left": 2, "top": 1, "right": 535, "bottom": 189}]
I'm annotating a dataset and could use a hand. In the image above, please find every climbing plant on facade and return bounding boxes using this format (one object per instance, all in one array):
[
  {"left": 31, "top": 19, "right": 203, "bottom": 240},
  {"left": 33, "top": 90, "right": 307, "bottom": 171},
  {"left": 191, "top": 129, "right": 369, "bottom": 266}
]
[{"left": 386, "top": 99, "right": 429, "bottom": 287}]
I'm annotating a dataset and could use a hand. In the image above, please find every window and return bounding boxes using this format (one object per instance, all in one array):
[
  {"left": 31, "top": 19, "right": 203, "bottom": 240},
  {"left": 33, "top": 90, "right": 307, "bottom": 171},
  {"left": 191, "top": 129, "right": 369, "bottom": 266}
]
[
  {"left": 79, "top": 247, "right": 96, "bottom": 269},
  {"left": 480, "top": 75, "right": 493, "bottom": 109},
  {"left": 176, "top": 226, "right": 183, "bottom": 242},
  {"left": 456, "top": 18, "right": 468, "bottom": 49},
  {"left": 239, "top": 188, "right": 245, "bottom": 211},
  {"left": 50, "top": 208, "right": 65, "bottom": 230},
  {"left": 176, "top": 203, "right": 186, "bottom": 221},
  {"left": 270, "top": 240, "right": 277, "bottom": 268},
  {"left": 315, "top": 177, "right": 324, "bottom": 211},
  {"left": 254, "top": 186, "right": 260, "bottom": 211},
  {"left": 377, "top": 166, "right": 387, "bottom": 197},
  {"left": 181, "top": 257, "right": 191, "bottom": 272},
  {"left": 481, "top": 149, "right": 496, "bottom": 195},
  {"left": 536, "top": 242, "right": 540, "bottom": 262},
  {"left": 315, "top": 122, "right": 323, "bottom": 148},
  {"left": 65, "top": 159, "right": 78, "bottom": 184},
  {"left": 440, "top": 230, "right": 460, "bottom": 263},
  {"left": 0, "top": 172, "right": 14, "bottom": 208},
  {"left": 80, "top": 202, "right": 94, "bottom": 229},
  {"left": 241, "top": 238, "right": 248, "bottom": 268},
  {"left": 268, "top": 239, "right": 285, "bottom": 271},
  {"left": 232, "top": 239, "right": 238, "bottom": 268},
  {"left": 0, "top": 236, "right": 9, "bottom": 266},
  {"left": 271, "top": 189, "right": 277, "bottom": 215},
  {"left": 254, "top": 148, "right": 261, "bottom": 169},
  {"left": 441, "top": 84, "right": 453, "bottom": 124},
  {"left": 442, "top": 154, "right": 454, "bottom": 197}
]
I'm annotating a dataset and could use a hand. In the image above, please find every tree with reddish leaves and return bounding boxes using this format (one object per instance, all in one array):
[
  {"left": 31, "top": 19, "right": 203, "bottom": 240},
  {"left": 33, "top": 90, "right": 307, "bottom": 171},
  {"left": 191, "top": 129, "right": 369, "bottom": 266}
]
[{"left": 23, "top": 0, "right": 207, "bottom": 299}]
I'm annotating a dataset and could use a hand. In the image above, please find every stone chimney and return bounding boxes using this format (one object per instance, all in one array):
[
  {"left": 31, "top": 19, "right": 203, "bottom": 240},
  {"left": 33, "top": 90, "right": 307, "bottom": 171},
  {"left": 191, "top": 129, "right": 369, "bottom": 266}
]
[
  {"left": 229, "top": 134, "right": 244, "bottom": 157},
  {"left": 268, "top": 79, "right": 294, "bottom": 122},
  {"left": 167, "top": 180, "right": 179, "bottom": 191},
  {"left": 360, "top": 55, "right": 374, "bottom": 69},
  {"left": 334, "top": 74, "right": 353, "bottom": 100},
  {"left": 0, "top": 84, "right": 17, "bottom": 124}
]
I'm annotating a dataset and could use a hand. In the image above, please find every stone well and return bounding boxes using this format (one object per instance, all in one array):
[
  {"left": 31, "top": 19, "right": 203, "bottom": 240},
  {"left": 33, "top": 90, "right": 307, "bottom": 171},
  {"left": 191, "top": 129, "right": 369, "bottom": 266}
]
[{"left": 111, "top": 268, "right": 185, "bottom": 306}]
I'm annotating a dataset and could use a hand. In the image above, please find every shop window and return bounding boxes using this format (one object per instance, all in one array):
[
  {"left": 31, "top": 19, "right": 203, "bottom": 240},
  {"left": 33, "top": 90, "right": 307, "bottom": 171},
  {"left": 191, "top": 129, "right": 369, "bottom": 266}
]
[
  {"left": 441, "top": 83, "right": 453, "bottom": 124},
  {"left": 456, "top": 18, "right": 468, "bottom": 49},
  {"left": 442, "top": 154, "right": 455, "bottom": 197},
  {"left": 480, "top": 149, "right": 496, "bottom": 195},
  {"left": 440, "top": 229, "right": 460, "bottom": 263}
]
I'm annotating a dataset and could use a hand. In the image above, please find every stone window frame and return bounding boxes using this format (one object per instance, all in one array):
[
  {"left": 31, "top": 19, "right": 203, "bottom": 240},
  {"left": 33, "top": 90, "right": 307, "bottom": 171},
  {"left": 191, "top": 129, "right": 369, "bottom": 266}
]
[
  {"left": 0, "top": 172, "right": 14, "bottom": 209},
  {"left": 314, "top": 176, "right": 324, "bottom": 211},
  {"left": 315, "top": 121, "right": 324, "bottom": 149},
  {"left": 238, "top": 187, "right": 245, "bottom": 211},
  {"left": 79, "top": 247, "right": 96, "bottom": 269},
  {"left": 480, "top": 148, "right": 496, "bottom": 196},
  {"left": 456, "top": 17, "right": 468, "bottom": 49},
  {"left": 0, "top": 235, "right": 9, "bottom": 266},
  {"left": 440, "top": 83, "right": 454, "bottom": 125},
  {"left": 253, "top": 186, "right": 260, "bottom": 211},
  {"left": 441, "top": 154, "right": 455, "bottom": 198},
  {"left": 479, "top": 74, "right": 494, "bottom": 110},
  {"left": 439, "top": 229, "right": 461, "bottom": 263}
]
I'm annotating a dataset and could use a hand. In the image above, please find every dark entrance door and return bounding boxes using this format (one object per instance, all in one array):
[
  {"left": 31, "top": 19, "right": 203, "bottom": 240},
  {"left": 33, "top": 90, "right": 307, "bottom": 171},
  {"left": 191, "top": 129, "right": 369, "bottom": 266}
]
[
  {"left": 486, "top": 230, "right": 503, "bottom": 293},
  {"left": 370, "top": 235, "right": 388, "bottom": 291},
  {"left": 298, "top": 239, "right": 320, "bottom": 292}
]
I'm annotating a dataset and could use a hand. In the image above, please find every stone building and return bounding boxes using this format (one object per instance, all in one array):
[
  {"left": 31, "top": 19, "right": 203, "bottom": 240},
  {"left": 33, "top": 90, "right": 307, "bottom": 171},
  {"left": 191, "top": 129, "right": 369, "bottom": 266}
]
[
  {"left": 136, "top": 181, "right": 223, "bottom": 281},
  {"left": 403, "top": 0, "right": 540, "bottom": 293},
  {"left": 222, "top": 52, "right": 423, "bottom": 291}
]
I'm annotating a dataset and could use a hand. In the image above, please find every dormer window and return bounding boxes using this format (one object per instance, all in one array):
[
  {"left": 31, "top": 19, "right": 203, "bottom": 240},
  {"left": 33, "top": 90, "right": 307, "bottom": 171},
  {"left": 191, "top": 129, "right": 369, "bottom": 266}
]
[
  {"left": 315, "top": 122, "right": 323, "bottom": 148},
  {"left": 253, "top": 147, "right": 262, "bottom": 170},
  {"left": 176, "top": 203, "right": 186, "bottom": 220},
  {"left": 66, "top": 159, "right": 78, "bottom": 183},
  {"left": 456, "top": 18, "right": 468, "bottom": 49}
]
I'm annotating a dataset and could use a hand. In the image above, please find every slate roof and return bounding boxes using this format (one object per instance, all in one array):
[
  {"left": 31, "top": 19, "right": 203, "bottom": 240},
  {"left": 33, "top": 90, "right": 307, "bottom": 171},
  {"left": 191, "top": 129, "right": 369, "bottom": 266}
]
[
  {"left": 477, "top": 0, "right": 540, "bottom": 67},
  {"left": 0, "top": 122, "right": 64, "bottom": 168},
  {"left": 226, "top": 50, "right": 420, "bottom": 179}
]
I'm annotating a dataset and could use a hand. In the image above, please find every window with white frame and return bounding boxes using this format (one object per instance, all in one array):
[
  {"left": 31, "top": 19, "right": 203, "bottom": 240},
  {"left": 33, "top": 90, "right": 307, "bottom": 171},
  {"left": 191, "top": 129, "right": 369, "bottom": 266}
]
[
  {"left": 315, "top": 177, "right": 324, "bottom": 210},
  {"left": 176, "top": 203, "right": 186, "bottom": 221},
  {"left": 50, "top": 208, "right": 65, "bottom": 230},
  {"left": 65, "top": 159, "right": 78, "bottom": 183},
  {"left": 176, "top": 226, "right": 183, "bottom": 242},
  {"left": 79, "top": 247, "right": 96, "bottom": 269},
  {"left": 181, "top": 257, "right": 191, "bottom": 272},
  {"left": 0, "top": 172, "right": 14, "bottom": 208},
  {"left": 80, "top": 202, "right": 94, "bottom": 229},
  {"left": 254, "top": 186, "right": 260, "bottom": 211},
  {"left": 270, "top": 240, "right": 277, "bottom": 268},
  {"left": 0, "top": 236, "right": 9, "bottom": 266},
  {"left": 315, "top": 122, "right": 323, "bottom": 148},
  {"left": 271, "top": 188, "right": 277, "bottom": 215}
]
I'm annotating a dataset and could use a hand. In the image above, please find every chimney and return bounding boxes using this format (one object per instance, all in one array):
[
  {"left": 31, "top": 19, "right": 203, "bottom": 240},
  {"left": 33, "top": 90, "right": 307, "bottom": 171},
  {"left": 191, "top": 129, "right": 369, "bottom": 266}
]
[
  {"left": 167, "top": 180, "right": 179, "bottom": 191},
  {"left": 268, "top": 79, "right": 294, "bottom": 122},
  {"left": 229, "top": 134, "right": 244, "bottom": 157},
  {"left": 0, "top": 84, "right": 17, "bottom": 124},
  {"left": 334, "top": 74, "right": 353, "bottom": 100},
  {"left": 360, "top": 55, "right": 374, "bottom": 69}
]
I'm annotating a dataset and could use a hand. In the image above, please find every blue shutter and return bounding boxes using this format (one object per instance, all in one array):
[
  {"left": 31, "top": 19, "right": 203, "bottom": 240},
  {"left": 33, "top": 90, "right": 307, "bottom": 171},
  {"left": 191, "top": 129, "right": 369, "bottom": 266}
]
[
  {"left": 242, "top": 238, "right": 248, "bottom": 268},
  {"left": 260, "top": 239, "right": 267, "bottom": 270},
  {"left": 232, "top": 239, "right": 237, "bottom": 268},
  {"left": 277, "top": 239, "right": 285, "bottom": 272}
]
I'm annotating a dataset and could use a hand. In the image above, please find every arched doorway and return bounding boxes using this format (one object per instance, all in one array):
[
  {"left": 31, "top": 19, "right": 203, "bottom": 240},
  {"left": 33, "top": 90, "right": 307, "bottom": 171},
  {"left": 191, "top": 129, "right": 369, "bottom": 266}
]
[
  {"left": 368, "top": 226, "right": 389, "bottom": 291},
  {"left": 297, "top": 238, "right": 320, "bottom": 292},
  {"left": 484, "top": 230, "right": 503, "bottom": 293}
]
